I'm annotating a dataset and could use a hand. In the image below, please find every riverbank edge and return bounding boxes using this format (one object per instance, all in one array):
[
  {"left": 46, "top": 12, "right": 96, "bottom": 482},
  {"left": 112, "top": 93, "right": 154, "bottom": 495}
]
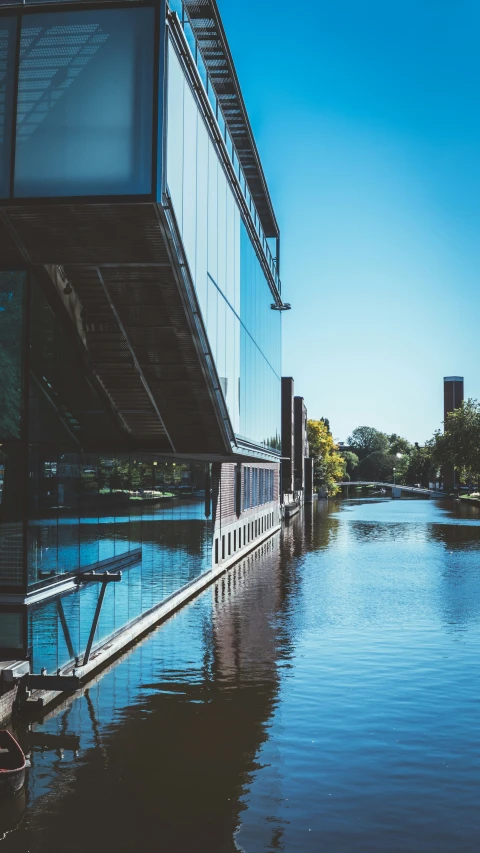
[{"left": 0, "top": 522, "right": 281, "bottom": 726}]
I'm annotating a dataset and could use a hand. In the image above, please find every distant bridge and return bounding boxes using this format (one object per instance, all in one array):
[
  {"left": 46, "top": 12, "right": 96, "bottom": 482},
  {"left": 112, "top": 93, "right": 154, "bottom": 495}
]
[{"left": 337, "top": 482, "right": 444, "bottom": 498}]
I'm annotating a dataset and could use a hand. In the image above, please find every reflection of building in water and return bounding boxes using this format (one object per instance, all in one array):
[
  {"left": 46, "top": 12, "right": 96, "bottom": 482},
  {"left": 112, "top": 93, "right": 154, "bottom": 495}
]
[
  {"left": 0, "top": 0, "right": 289, "bottom": 721},
  {"left": 213, "top": 534, "right": 283, "bottom": 680},
  {"left": 11, "top": 531, "right": 298, "bottom": 852}
]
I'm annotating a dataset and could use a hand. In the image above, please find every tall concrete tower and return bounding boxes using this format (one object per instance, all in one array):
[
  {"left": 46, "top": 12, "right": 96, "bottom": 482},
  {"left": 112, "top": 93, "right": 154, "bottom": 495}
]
[
  {"left": 444, "top": 376, "right": 464, "bottom": 425},
  {"left": 443, "top": 376, "right": 464, "bottom": 490}
]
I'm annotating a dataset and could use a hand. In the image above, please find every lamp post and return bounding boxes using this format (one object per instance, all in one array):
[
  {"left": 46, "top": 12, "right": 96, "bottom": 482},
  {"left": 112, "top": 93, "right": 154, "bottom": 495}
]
[{"left": 393, "top": 452, "right": 403, "bottom": 486}]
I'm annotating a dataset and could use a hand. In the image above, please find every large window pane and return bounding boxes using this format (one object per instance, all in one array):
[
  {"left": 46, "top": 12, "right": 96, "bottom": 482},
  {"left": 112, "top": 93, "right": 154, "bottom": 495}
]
[
  {"left": 0, "top": 17, "right": 16, "bottom": 198},
  {"left": 166, "top": 41, "right": 184, "bottom": 225},
  {"left": 14, "top": 7, "right": 155, "bottom": 198},
  {"left": 0, "top": 270, "right": 25, "bottom": 440},
  {"left": 165, "top": 33, "right": 281, "bottom": 451},
  {"left": 0, "top": 444, "right": 26, "bottom": 589},
  {"left": 182, "top": 82, "right": 197, "bottom": 274},
  {"left": 0, "top": 611, "right": 24, "bottom": 652}
]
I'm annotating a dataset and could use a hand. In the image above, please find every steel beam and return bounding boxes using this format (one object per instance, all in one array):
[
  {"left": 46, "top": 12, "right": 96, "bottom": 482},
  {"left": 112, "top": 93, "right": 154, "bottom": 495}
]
[{"left": 83, "top": 579, "right": 109, "bottom": 665}]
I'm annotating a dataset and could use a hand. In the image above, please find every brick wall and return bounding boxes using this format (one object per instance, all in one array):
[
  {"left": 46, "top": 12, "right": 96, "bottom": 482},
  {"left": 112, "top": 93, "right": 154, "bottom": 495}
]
[{"left": 212, "top": 462, "right": 279, "bottom": 530}]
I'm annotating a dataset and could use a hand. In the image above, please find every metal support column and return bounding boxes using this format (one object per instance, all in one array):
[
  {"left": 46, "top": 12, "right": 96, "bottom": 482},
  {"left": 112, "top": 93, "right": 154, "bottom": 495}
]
[
  {"left": 57, "top": 599, "right": 76, "bottom": 664},
  {"left": 83, "top": 579, "right": 108, "bottom": 666}
]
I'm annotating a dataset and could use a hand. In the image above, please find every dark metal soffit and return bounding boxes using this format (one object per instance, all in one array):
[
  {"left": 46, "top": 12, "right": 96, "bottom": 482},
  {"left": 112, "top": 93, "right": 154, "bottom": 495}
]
[{"left": 182, "top": 0, "right": 279, "bottom": 239}]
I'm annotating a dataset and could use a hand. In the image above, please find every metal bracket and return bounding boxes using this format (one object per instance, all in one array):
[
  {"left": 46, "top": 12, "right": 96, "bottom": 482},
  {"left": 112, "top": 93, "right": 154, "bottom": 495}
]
[
  {"left": 77, "top": 570, "right": 122, "bottom": 584},
  {"left": 82, "top": 571, "right": 121, "bottom": 666},
  {"left": 24, "top": 673, "right": 81, "bottom": 692},
  {"left": 57, "top": 599, "right": 76, "bottom": 663}
]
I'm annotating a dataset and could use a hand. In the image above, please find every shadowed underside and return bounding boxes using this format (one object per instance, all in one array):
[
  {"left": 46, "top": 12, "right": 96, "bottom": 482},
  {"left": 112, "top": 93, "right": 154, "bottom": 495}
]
[{"left": 0, "top": 203, "right": 234, "bottom": 455}]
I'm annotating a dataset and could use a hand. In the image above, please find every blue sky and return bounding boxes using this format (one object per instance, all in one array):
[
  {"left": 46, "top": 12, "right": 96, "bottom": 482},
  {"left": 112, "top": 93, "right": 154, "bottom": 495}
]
[{"left": 218, "top": 0, "right": 480, "bottom": 443}]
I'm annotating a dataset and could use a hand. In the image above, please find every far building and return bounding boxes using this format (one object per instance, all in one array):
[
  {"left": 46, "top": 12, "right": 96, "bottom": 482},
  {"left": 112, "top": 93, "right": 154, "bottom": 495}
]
[
  {"left": 281, "top": 379, "right": 313, "bottom": 512},
  {"left": 443, "top": 376, "right": 464, "bottom": 490}
]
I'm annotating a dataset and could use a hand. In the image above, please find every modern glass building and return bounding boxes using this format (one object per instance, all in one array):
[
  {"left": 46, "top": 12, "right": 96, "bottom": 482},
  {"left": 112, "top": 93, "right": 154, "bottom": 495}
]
[{"left": 0, "top": 0, "right": 286, "bottom": 686}]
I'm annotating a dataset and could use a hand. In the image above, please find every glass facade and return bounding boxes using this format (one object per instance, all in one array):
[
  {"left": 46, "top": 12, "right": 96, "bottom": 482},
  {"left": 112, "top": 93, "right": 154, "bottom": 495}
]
[
  {"left": 0, "top": 272, "right": 214, "bottom": 601},
  {"left": 0, "top": 16, "right": 16, "bottom": 198},
  {"left": 0, "top": 611, "right": 23, "bottom": 652},
  {"left": 0, "top": 270, "right": 24, "bottom": 440},
  {"left": 0, "top": 6, "right": 155, "bottom": 199},
  {"left": 0, "top": 445, "right": 26, "bottom": 588},
  {"left": 243, "top": 467, "right": 275, "bottom": 510},
  {"left": 166, "top": 40, "right": 281, "bottom": 452},
  {"left": 0, "top": 482, "right": 212, "bottom": 664},
  {"left": 27, "top": 450, "right": 211, "bottom": 586},
  {"left": 168, "top": 0, "right": 281, "bottom": 290},
  {"left": 25, "top": 487, "right": 212, "bottom": 672},
  {"left": 0, "top": 3, "right": 283, "bottom": 676},
  {"left": 0, "top": 272, "right": 26, "bottom": 589}
]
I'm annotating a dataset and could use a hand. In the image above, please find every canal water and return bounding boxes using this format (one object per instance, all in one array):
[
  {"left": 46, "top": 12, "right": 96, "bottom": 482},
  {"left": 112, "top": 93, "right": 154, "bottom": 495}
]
[{"left": 2, "top": 498, "right": 480, "bottom": 852}]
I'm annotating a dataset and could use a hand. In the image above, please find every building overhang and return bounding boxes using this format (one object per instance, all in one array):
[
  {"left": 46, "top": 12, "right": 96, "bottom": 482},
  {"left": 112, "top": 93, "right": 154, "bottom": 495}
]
[
  {"left": 182, "top": 0, "right": 279, "bottom": 239},
  {"left": 0, "top": 202, "right": 236, "bottom": 456}
]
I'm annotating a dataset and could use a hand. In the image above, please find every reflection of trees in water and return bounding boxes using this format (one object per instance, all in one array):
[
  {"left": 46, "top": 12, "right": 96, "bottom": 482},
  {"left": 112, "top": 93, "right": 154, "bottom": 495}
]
[
  {"left": 310, "top": 500, "right": 341, "bottom": 551},
  {"left": 348, "top": 517, "right": 480, "bottom": 551},
  {"left": 349, "top": 521, "right": 415, "bottom": 543},
  {"left": 289, "top": 500, "right": 341, "bottom": 554},
  {"left": 425, "top": 510, "right": 480, "bottom": 630},
  {"left": 429, "top": 522, "right": 480, "bottom": 551},
  {"left": 135, "top": 517, "right": 210, "bottom": 557},
  {"left": 432, "top": 526, "right": 480, "bottom": 629},
  {"left": 31, "top": 515, "right": 211, "bottom": 574}
]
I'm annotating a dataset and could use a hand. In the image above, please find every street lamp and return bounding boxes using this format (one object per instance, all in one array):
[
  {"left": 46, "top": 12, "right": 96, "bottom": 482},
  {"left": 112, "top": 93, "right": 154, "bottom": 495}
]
[{"left": 393, "top": 452, "right": 403, "bottom": 485}]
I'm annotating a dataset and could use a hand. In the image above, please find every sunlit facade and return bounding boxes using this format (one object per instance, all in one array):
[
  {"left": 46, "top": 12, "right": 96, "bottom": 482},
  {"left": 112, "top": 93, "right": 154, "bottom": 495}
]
[
  {"left": 166, "top": 36, "right": 281, "bottom": 449},
  {"left": 0, "top": 1, "right": 285, "bottom": 682}
]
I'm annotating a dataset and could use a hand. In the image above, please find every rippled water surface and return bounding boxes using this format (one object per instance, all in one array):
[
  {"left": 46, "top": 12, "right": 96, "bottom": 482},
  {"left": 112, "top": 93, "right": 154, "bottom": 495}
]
[{"left": 2, "top": 498, "right": 480, "bottom": 852}]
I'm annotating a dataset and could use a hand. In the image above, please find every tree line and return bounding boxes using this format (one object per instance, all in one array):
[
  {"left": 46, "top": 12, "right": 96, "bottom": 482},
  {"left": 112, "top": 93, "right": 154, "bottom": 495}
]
[{"left": 307, "top": 400, "right": 480, "bottom": 495}]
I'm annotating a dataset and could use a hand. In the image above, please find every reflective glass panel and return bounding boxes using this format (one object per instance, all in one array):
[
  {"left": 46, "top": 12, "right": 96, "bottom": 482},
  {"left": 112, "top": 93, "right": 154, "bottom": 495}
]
[
  {"left": 0, "top": 17, "right": 16, "bottom": 198},
  {"left": 0, "top": 443, "right": 26, "bottom": 588},
  {"left": 26, "top": 459, "right": 213, "bottom": 670},
  {"left": 14, "top": 7, "right": 155, "bottom": 198},
  {"left": 0, "top": 611, "right": 23, "bottom": 651},
  {"left": 0, "top": 270, "right": 25, "bottom": 440},
  {"left": 165, "top": 38, "right": 281, "bottom": 452}
]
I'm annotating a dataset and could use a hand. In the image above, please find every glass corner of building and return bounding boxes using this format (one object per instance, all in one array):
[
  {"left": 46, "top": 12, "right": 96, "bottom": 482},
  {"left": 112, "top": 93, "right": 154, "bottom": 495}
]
[{"left": 1, "top": 4, "right": 160, "bottom": 200}]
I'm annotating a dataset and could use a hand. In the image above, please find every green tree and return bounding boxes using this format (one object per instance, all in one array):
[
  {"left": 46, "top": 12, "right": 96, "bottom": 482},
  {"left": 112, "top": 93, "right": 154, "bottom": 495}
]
[
  {"left": 357, "top": 451, "right": 393, "bottom": 482},
  {"left": 432, "top": 399, "right": 480, "bottom": 485},
  {"left": 341, "top": 450, "right": 359, "bottom": 480},
  {"left": 357, "top": 450, "right": 409, "bottom": 483},
  {"left": 403, "top": 443, "right": 434, "bottom": 488},
  {"left": 347, "top": 426, "right": 389, "bottom": 460},
  {"left": 388, "top": 434, "right": 413, "bottom": 456},
  {"left": 307, "top": 419, "right": 345, "bottom": 495}
]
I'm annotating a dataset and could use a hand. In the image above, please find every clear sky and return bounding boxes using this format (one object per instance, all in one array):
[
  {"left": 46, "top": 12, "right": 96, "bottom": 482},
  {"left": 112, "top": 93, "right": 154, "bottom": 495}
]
[{"left": 218, "top": 0, "right": 480, "bottom": 443}]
